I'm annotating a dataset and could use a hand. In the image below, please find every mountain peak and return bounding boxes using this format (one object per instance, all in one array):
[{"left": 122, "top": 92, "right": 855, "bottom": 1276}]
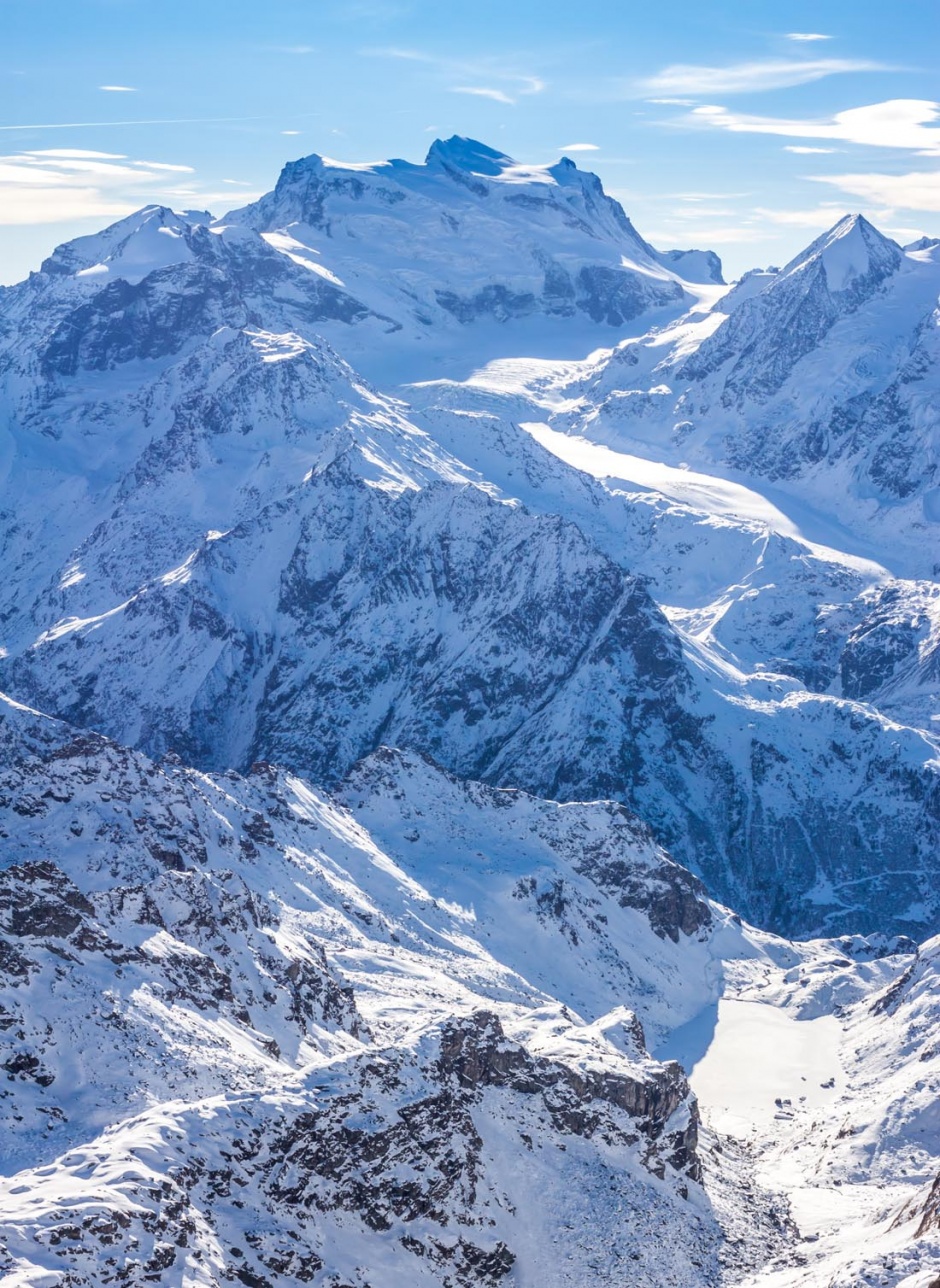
[
  {"left": 39, "top": 204, "right": 210, "bottom": 283},
  {"left": 782, "top": 212, "right": 902, "bottom": 294},
  {"left": 425, "top": 135, "right": 515, "bottom": 176}
]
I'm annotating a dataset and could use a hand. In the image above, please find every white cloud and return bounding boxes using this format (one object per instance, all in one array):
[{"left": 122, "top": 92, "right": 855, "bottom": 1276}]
[
  {"left": 0, "top": 151, "right": 208, "bottom": 226},
  {"left": 811, "top": 169, "right": 940, "bottom": 212},
  {"left": 881, "top": 224, "right": 930, "bottom": 242},
  {"left": 133, "top": 161, "right": 195, "bottom": 173},
  {"left": 0, "top": 114, "right": 274, "bottom": 133},
  {"left": 2, "top": 155, "right": 144, "bottom": 179},
  {"left": 639, "top": 58, "right": 881, "bottom": 97},
  {"left": 27, "top": 148, "right": 126, "bottom": 159},
  {"left": 646, "top": 223, "right": 768, "bottom": 246},
  {"left": 783, "top": 145, "right": 837, "bottom": 154},
  {"left": 786, "top": 33, "right": 831, "bottom": 42},
  {"left": 99, "top": 85, "right": 137, "bottom": 92},
  {"left": 171, "top": 189, "right": 263, "bottom": 206},
  {"left": 752, "top": 203, "right": 849, "bottom": 227},
  {"left": 673, "top": 190, "right": 752, "bottom": 200},
  {"left": 281, "top": 130, "right": 301, "bottom": 136},
  {"left": 559, "top": 142, "right": 599, "bottom": 152},
  {"left": 451, "top": 86, "right": 514, "bottom": 105},
  {"left": 690, "top": 99, "right": 940, "bottom": 155},
  {"left": 360, "top": 46, "right": 429, "bottom": 61},
  {"left": 363, "top": 46, "right": 543, "bottom": 102},
  {"left": 0, "top": 187, "right": 135, "bottom": 225}
]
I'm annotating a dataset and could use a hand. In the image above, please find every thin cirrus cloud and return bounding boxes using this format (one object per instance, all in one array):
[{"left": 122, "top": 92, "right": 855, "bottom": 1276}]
[
  {"left": 0, "top": 149, "right": 202, "bottom": 226},
  {"left": 786, "top": 33, "right": 831, "bottom": 42},
  {"left": 559, "top": 143, "right": 599, "bottom": 152},
  {"left": 752, "top": 203, "right": 851, "bottom": 228},
  {"left": 689, "top": 99, "right": 940, "bottom": 156},
  {"left": 640, "top": 57, "right": 882, "bottom": 97},
  {"left": 784, "top": 145, "right": 837, "bottom": 154},
  {"left": 643, "top": 222, "right": 768, "bottom": 246},
  {"left": 452, "top": 86, "right": 515, "bottom": 105},
  {"left": 27, "top": 148, "right": 125, "bottom": 159},
  {"left": 811, "top": 169, "right": 940, "bottom": 213},
  {"left": 363, "top": 46, "right": 544, "bottom": 105},
  {"left": 99, "top": 85, "right": 137, "bottom": 92},
  {"left": 0, "top": 114, "right": 279, "bottom": 132}
]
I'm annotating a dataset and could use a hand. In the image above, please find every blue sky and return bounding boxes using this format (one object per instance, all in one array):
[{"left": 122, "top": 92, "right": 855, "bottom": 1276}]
[{"left": 1, "top": 0, "right": 938, "bottom": 282}]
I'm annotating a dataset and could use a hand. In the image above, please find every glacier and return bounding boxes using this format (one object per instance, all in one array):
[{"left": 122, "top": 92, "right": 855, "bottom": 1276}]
[{"left": 0, "top": 137, "right": 939, "bottom": 1286}]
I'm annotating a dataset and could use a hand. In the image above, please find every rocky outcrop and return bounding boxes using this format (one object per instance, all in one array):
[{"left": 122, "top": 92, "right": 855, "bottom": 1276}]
[{"left": 0, "top": 696, "right": 742, "bottom": 1288}]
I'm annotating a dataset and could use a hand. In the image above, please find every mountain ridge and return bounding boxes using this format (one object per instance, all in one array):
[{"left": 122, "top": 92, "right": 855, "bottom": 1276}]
[{"left": 1, "top": 137, "right": 940, "bottom": 1287}]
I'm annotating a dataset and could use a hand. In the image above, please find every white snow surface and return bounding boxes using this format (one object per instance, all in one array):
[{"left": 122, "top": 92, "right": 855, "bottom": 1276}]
[
  {"left": 0, "top": 141, "right": 939, "bottom": 1286},
  {"left": 0, "top": 697, "right": 937, "bottom": 1285}
]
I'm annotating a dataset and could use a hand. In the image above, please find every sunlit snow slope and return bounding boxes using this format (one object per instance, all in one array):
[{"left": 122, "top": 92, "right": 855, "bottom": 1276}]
[{"left": 0, "top": 139, "right": 939, "bottom": 1287}]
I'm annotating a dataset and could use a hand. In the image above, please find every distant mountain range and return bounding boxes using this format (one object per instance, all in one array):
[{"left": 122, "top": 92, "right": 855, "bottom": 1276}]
[{"left": 1, "top": 138, "right": 939, "bottom": 1287}]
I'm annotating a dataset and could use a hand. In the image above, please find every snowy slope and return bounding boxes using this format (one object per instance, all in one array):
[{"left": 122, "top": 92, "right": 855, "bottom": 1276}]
[
  {"left": 1, "top": 139, "right": 940, "bottom": 1284},
  {"left": 0, "top": 171, "right": 938, "bottom": 938},
  {"left": 537, "top": 216, "right": 940, "bottom": 578},
  {"left": 0, "top": 693, "right": 763, "bottom": 1287},
  {"left": 5, "top": 402, "right": 939, "bottom": 937},
  {"left": 2, "top": 694, "right": 938, "bottom": 1286},
  {"left": 225, "top": 137, "right": 712, "bottom": 378}
]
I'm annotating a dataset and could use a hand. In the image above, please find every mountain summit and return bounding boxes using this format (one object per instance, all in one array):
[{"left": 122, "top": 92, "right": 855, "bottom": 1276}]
[
  {"left": 1, "top": 138, "right": 940, "bottom": 1288},
  {"left": 225, "top": 137, "right": 716, "bottom": 355}
]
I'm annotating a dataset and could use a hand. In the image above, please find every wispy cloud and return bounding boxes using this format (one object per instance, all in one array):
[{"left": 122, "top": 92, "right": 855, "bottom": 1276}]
[
  {"left": 0, "top": 150, "right": 207, "bottom": 226},
  {"left": 786, "top": 33, "right": 831, "bottom": 42},
  {"left": 28, "top": 148, "right": 125, "bottom": 159},
  {"left": 452, "top": 86, "right": 514, "bottom": 105},
  {"left": 646, "top": 223, "right": 768, "bottom": 246},
  {"left": 0, "top": 114, "right": 279, "bottom": 132},
  {"left": 134, "top": 160, "right": 195, "bottom": 173},
  {"left": 673, "top": 190, "right": 752, "bottom": 200},
  {"left": 363, "top": 46, "right": 545, "bottom": 104},
  {"left": 99, "top": 85, "right": 137, "bottom": 93},
  {"left": 559, "top": 142, "right": 599, "bottom": 152},
  {"left": 783, "top": 145, "right": 837, "bottom": 154},
  {"left": 811, "top": 169, "right": 940, "bottom": 212},
  {"left": 639, "top": 57, "right": 881, "bottom": 97},
  {"left": 689, "top": 99, "right": 940, "bottom": 155},
  {"left": 360, "top": 46, "right": 429, "bottom": 61},
  {"left": 752, "top": 203, "right": 849, "bottom": 227}
]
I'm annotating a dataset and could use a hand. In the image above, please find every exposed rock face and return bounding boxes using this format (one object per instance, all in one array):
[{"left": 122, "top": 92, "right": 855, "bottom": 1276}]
[
  {"left": 229, "top": 138, "right": 696, "bottom": 335},
  {"left": 683, "top": 215, "right": 903, "bottom": 404},
  {"left": 1, "top": 152, "right": 938, "bottom": 942},
  {"left": 3, "top": 138, "right": 940, "bottom": 1287},
  {"left": 915, "top": 1173, "right": 940, "bottom": 1238},
  {"left": 437, "top": 1010, "right": 700, "bottom": 1183},
  {"left": 4, "top": 392, "right": 939, "bottom": 938},
  {"left": 0, "top": 694, "right": 781, "bottom": 1287}
]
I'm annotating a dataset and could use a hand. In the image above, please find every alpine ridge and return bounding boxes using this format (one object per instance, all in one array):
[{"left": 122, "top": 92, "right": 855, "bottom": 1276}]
[{"left": 0, "top": 138, "right": 939, "bottom": 1287}]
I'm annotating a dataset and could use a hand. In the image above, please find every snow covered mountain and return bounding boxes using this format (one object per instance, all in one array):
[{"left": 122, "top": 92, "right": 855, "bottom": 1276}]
[
  {"left": 551, "top": 214, "right": 940, "bottom": 574},
  {"left": 1, "top": 138, "right": 940, "bottom": 1285},
  {"left": 226, "top": 137, "right": 713, "bottom": 357},
  {"left": 0, "top": 693, "right": 745, "bottom": 1285},
  {"left": 2, "top": 694, "right": 937, "bottom": 1286}
]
